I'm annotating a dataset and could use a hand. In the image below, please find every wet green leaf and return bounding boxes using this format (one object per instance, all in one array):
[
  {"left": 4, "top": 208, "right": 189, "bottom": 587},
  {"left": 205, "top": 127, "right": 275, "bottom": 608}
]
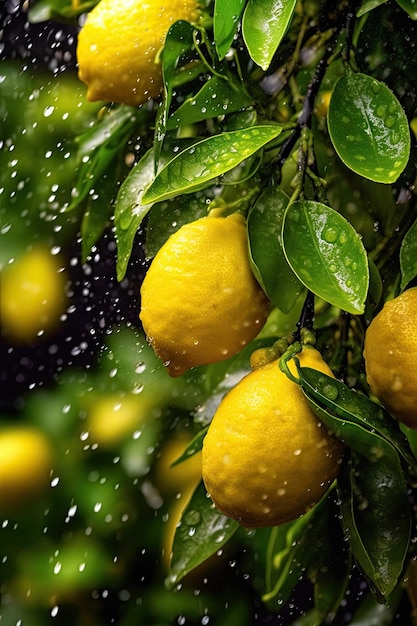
[
  {"left": 328, "top": 72, "right": 410, "bottom": 183},
  {"left": 67, "top": 106, "right": 138, "bottom": 212},
  {"left": 299, "top": 368, "right": 413, "bottom": 597},
  {"left": 166, "top": 481, "right": 239, "bottom": 587},
  {"left": 396, "top": 0, "right": 417, "bottom": 19},
  {"left": 338, "top": 450, "right": 411, "bottom": 599},
  {"left": 213, "top": 0, "right": 246, "bottom": 59},
  {"left": 247, "top": 187, "right": 305, "bottom": 313},
  {"left": 242, "top": 0, "right": 298, "bottom": 70},
  {"left": 400, "top": 218, "right": 417, "bottom": 289},
  {"left": 156, "top": 20, "right": 197, "bottom": 168},
  {"left": 297, "top": 366, "right": 417, "bottom": 474},
  {"left": 282, "top": 201, "right": 369, "bottom": 314},
  {"left": 263, "top": 494, "right": 337, "bottom": 607},
  {"left": 114, "top": 149, "right": 155, "bottom": 281},
  {"left": 142, "top": 125, "right": 283, "bottom": 204},
  {"left": 166, "top": 74, "right": 253, "bottom": 130}
]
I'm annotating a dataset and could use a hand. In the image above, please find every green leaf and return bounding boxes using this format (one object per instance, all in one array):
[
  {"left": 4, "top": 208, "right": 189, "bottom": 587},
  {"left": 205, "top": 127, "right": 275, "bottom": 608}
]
[
  {"left": 298, "top": 373, "right": 413, "bottom": 598},
  {"left": 166, "top": 481, "right": 239, "bottom": 587},
  {"left": 396, "top": 0, "right": 417, "bottom": 19},
  {"left": 68, "top": 106, "right": 138, "bottom": 212},
  {"left": 166, "top": 74, "right": 253, "bottom": 130},
  {"left": 356, "top": 0, "right": 388, "bottom": 17},
  {"left": 155, "top": 20, "right": 197, "bottom": 168},
  {"left": 262, "top": 494, "right": 337, "bottom": 606},
  {"left": 142, "top": 125, "right": 283, "bottom": 204},
  {"left": 400, "top": 218, "right": 417, "bottom": 289},
  {"left": 338, "top": 450, "right": 411, "bottom": 599},
  {"left": 114, "top": 149, "right": 155, "bottom": 281},
  {"left": 247, "top": 186, "right": 305, "bottom": 313},
  {"left": 297, "top": 366, "right": 417, "bottom": 474},
  {"left": 328, "top": 72, "right": 410, "bottom": 183},
  {"left": 242, "top": 0, "right": 298, "bottom": 70},
  {"left": 213, "top": 0, "right": 246, "bottom": 59},
  {"left": 282, "top": 201, "right": 369, "bottom": 314}
]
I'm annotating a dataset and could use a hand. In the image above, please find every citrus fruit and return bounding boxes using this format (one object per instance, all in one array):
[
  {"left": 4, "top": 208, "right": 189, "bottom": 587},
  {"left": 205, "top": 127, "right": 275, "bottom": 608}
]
[
  {"left": 1, "top": 246, "right": 67, "bottom": 344},
  {"left": 0, "top": 426, "right": 54, "bottom": 510},
  {"left": 86, "top": 393, "right": 153, "bottom": 447},
  {"left": 76, "top": 0, "right": 202, "bottom": 107},
  {"left": 363, "top": 287, "right": 417, "bottom": 429},
  {"left": 202, "top": 346, "right": 344, "bottom": 528},
  {"left": 139, "top": 213, "right": 270, "bottom": 377}
]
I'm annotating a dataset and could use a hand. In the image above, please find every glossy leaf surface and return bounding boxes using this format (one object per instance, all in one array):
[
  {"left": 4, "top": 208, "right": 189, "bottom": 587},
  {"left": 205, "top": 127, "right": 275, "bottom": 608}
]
[
  {"left": 142, "top": 125, "right": 283, "bottom": 204},
  {"left": 213, "top": 0, "right": 246, "bottom": 59},
  {"left": 400, "top": 218, "right": 417, "bottom": 289},
  {"left": 247, "top": 186, "right": 304, "bottom": 313},
  {"left": 282, "top": 201, "right": 369, "bottom": 314},
  {"left": 166, "top": 74, "right": 253, "bottom": 130},
  {"left": 338, "top": 450, "right": 411, "bottom": 599},
  {"left": 396, "top": 0, "right": 417, "bottom": 19},
  {"left": 328, "top": 72, "right": 410, "bottom": 183},
  {"left": 114, "top": 149, "right": 155, "bottom": 281},
  {"left": 167, "top": 481, "right": 239, "bottom": 587},
  {"left": 242, "top": 0, "right": 298, "bottom": 70}
]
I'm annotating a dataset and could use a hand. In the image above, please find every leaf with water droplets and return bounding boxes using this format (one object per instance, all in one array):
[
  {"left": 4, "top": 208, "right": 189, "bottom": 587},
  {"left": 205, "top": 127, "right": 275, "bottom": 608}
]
[
  {"left": 248, "top": 186, "right": 305, "bottom": 313},
  {"left": 328, "top": 72, "right": 410, "bottom": 183},
  {"left": 297, "top": 366, "right": 412, "bottom": 599},
  {"left": 166, "top": 74, "right": 253, "bottom": 130},
  {"left": 214, "top": 0, "right": 246, "bottom": 59},
  {"left": 166, "top": 481, "right": 239, "bottom": 587},
  {"left": 114, "top": 148, "right": 155, "bottom": 281},
  {"left": 400, "top": 218, "right": 417, "bottom": 290},
  {"left": 297, "top": 365, "right": 417, "bottom": 474},
  {"left": 242, "top": 0, "right": 298, "bottom": 71},
  {"left": 142, "top": 125, "right": 283, "bottom": 204},
  {"left": 338, "top": 449, "right": 411, "bottom": 599},
  {"left": 282, "top": 200, "right": 369, "bottom": 315}
]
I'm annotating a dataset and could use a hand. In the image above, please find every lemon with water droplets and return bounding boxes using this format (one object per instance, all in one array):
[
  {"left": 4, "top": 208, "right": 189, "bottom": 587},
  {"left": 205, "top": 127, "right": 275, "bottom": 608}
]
[
  {"left": 363, "top": 287, "right": 417, "bottom": 429},
  {"left": 139, "top": 212, "right": 270, "bottom": 377},
  {"left": 77, "top": 0, "right": 202, "bottom": 107},
  {"left": 202, "top": 346, "right": 344, "bottom": 528}
]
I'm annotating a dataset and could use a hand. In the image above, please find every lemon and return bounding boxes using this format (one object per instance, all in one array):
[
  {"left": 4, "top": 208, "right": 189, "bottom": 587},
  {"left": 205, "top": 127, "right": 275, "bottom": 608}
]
[
  {"left": 202, "top": 346, "right": 344, "bottom": 528},
  {"left": 86, "top": 393, "right": 154, "bottom": 447},
  {"left": 77, "top": 0, "right": 202, "bottom": 107},
  {"left": 363, "top": 287, "right": 417, "bottom": 429},
  {"left": 0, "top": 426, "right": 54, "bottom": 510},
  {"left": 139, "top": 213, "right": 270, "bottom": 377},
  {"left": 1, "top": 246, "right": 67, "bottom": 344}
]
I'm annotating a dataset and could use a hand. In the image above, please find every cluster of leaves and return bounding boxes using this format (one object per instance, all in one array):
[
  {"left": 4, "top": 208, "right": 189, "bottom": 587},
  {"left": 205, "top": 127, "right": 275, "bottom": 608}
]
[{"left": 18, "top": 0, "right": 417, "bottom": 623}]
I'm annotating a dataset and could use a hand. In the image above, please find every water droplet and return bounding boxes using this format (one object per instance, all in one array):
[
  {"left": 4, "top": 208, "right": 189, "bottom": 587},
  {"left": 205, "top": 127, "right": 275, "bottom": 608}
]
[
  {"left": 184, "top": 510, "right": 201, "bottom": 526},
  {"left": 322, "top": 227, "right": 338, "bottom": 243},
  {"left": 323, "top": 384, "right": 338, "bottom": 401}
]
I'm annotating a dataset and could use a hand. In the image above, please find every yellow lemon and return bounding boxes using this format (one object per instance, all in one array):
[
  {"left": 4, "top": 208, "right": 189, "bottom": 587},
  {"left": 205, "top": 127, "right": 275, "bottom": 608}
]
[
  {"left": 139, "top": 213, "right": 270, "bottom": 377},
  {"left": 363, "top": 287, "right": 417, "bottom": 429},
  {"left": 202, "top": 347, "right": 344, "bottom": 528},
  {"left": 77, "top": 0, "right": 202, "bottom": 107},
  {"left": 86, "top": 393, "right": 157, "bottom": 447},
  {"left": 0, "top": 426, "right": 54, "bottom": 510},
  {"left": 1, "top": 246, "right": 67, "bottom": 344}
]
